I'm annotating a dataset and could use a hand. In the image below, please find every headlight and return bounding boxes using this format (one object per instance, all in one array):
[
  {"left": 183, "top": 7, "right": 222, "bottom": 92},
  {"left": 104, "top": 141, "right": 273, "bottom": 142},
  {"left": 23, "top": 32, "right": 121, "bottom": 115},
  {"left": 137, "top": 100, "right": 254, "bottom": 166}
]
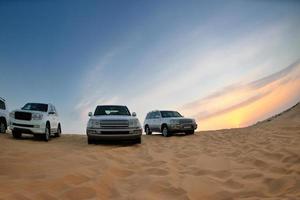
[
  {"left": 32, "top": 113, "right": 43, "bottom": 120},
  {"left": 9, "top": 112, "right": 15, "bottom": 119},
  {"left": 87, "top": 119, "right": 94, "bottom": 128},
  {"left": 170, "top": 119, "right": 180, "bottom": 124},
  {"left": 87, "top": 119, "right": 100, "bottom": 128},
  {"left": 129, "top": 119, "right": 141, "bottom": 128}
]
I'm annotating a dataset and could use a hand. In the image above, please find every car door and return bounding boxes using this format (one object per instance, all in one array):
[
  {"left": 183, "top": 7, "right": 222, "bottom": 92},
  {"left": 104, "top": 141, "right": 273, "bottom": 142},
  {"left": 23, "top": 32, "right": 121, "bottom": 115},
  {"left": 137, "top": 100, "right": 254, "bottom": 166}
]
[
  {"left": 152, "top": 111, "right": 161, "bottom": 132},
  {"left": 147, "top": 112, "right": 154, "bottom": 130},
  {"left": 0, "top": 100, "right": 4, "bottom": 117},
  {"left": 48, "top": 105, "right": 57, "bottom": 131},
  {"left": 52, "top": 105, "right": 59, "bottom": 129}
]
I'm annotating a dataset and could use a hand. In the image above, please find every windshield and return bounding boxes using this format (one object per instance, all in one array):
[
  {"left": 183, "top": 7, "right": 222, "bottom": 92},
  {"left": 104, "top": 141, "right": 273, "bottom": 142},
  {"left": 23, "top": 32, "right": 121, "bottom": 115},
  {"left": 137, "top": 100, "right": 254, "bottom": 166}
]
[
  {"left": 22, "top": 103, "right": 48, "bottom": 112},
  {"left": 160, "top": 111, "right": 182, "bottom": 118},
  {"left": 94, "top": 105, "right": 131, "bottom": 116}
]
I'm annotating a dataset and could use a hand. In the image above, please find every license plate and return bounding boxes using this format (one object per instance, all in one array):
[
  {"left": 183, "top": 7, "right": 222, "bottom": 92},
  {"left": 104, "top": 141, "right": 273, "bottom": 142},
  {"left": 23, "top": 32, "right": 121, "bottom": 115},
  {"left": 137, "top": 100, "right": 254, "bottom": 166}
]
[{"left": 184, "top": 125, "right": 191, "bottom": 129}]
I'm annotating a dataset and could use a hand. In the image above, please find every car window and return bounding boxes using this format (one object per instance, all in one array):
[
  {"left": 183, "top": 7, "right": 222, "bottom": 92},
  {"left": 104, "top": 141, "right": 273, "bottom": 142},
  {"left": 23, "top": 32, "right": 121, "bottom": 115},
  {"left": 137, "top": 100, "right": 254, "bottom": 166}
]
[
  {"left": 146, "top": 113, "right": 151, "bottom": 119},
  {"left": 160, "top": 111, "right": 182, "bottom": 118},
  {"left": 22, "top": 103, "right": 48, "bottom": 112},
  {"left": 149, "top": 112, "right": 154, "bottom": 119},
  {"left": 153, "top": 111, "right": 161, "bottom": 118},
  {"left": 49, "top": 105, "right": 53, "bottom": 113},
  {"left": 53, "top": 106, "right": 57, "bottom": 114},
  {"left": 94, "top": 105, "right": 131, "bottom": 116},
  {"left": 50, "top": 105, "right": 55, "bottom": 113},
  {"left": 0, "top": 100, "right": 5, "bottom": 110}
]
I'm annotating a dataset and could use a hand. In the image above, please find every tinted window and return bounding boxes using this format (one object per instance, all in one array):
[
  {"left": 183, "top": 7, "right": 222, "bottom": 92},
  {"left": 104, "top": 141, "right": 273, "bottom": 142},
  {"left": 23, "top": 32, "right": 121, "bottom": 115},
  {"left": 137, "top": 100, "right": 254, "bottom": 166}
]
[
  {"left": 153, "top": 111, "right": 161, "bottom": 118},
  {"left": 146, "top": 113, "right": 151, "bottom": 119},
  {"left": 0, "top": 100, "right": 5, "bottom": 110},
  {"left": 161, "top": 111, "right": 182, "bottom": 118},
  {"left": 149, "top": 112, "right": 155, "bottom": 119},
  {"left": 22, "top": 103, "right": 48, "bottom": 112},
  {"left": 94, "top": 105, "right": 131, "bottom": 116},
  {"left": 49, "top": 105, "right": 55, "bottom": 113},
  {"left": 52, "top": 106, "right": 57, "bottom": 113}
]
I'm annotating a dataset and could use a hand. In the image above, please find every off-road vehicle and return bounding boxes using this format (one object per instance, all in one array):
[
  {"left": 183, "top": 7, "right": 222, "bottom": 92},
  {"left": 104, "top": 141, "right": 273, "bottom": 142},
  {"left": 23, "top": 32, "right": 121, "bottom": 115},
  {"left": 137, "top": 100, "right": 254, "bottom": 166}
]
[
  {"left": 10, "top": 103, "right": 61, "bottom": 141},
  {"left": 0, "top": 97, "right": 8, "bottom": 133},
  {"left": 86, "top": 105, "right": 142, "bottom": 144},
  {"left": 144, "top": 110, "right": 197, "bottom": 137}
]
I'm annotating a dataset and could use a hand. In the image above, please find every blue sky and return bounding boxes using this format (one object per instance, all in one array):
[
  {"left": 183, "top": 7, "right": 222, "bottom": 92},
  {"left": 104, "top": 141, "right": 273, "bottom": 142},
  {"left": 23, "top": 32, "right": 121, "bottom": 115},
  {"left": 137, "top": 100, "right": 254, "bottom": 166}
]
[{"left": 1, "top": 0, "right": 300, "bottom": 133}]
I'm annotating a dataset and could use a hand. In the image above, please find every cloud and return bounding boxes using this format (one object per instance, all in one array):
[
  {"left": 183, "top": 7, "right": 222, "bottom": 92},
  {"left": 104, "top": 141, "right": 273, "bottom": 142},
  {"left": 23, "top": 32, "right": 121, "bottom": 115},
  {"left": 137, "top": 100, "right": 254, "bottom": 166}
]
[
  {"left": 128, "top": 22, "right": 292, "bottom": 109},
  {"left": 179, "top": 60, "right": 300, "bottom": 130},
  {"left": 183, "top": 60, "right": 300, "bottom": 109},
  {"left": 250, "top": 60, "right": 300, "bottom": 89},
  {"left": 194, "top": 91, "right": 272, "bottom": 120}
]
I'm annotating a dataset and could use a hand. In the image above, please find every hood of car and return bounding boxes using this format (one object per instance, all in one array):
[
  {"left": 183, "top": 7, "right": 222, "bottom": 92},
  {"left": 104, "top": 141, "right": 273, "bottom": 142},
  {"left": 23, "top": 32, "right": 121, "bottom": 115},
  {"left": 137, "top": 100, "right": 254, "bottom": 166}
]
[
  {"left": 165, "top": 117, "right": 194, "bottom": 120},
  {"left": 90, "top": 115, "right": 138, "bottom": 121},
  {"left": 12, "top": 109, "right": 46, "bottom": 115}
]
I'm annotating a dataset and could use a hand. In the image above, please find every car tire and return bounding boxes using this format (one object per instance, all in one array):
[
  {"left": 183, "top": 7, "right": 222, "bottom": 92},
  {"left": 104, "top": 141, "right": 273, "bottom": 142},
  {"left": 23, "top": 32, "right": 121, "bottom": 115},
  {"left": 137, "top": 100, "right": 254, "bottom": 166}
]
[
  {"left": 12, "top": 130, "right": 21, "bottom": 139},
  {"left": 162, "top": 125, "right": 170, "bottom": 137},
  {"left": 87, "top": 137, "right": 94, "bottom": 144},
  {"left": 55, "top": 124, "right": 61, "bottom": 137},
  {"left": 145, "top": 125, "right": 152, "bottom": 135},
  {"left": 0, "top": 120, "right": 6, "bottom": 133},
  {"left": 43, "top": 125, "right": 51, "bottom": 142}
]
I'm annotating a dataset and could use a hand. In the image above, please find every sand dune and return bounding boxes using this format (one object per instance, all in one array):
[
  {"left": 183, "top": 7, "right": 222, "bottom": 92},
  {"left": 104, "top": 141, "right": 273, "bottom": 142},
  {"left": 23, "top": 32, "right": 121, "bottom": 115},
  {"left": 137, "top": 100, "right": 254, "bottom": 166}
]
[{"left": 0, "top": 103, "right": 300, "bottom": 200}]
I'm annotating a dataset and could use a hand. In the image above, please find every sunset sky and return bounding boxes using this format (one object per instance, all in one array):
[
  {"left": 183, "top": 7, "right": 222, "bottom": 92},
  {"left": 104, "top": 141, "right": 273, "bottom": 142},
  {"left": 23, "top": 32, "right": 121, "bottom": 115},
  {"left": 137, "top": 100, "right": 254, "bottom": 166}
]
[{"left": 0, "top": 0, "right": 300, "bottom": 133}]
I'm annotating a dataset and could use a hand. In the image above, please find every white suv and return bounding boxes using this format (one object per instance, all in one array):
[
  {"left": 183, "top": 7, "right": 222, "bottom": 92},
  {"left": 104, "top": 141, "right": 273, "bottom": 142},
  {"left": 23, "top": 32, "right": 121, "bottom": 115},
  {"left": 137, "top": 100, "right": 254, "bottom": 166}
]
[
  {"left": 144, "top": 110, "right": 197, "bottom": 137},
  {"left": 86, "top": 105, "right": 142, "bottom": 144},
  {"left": 0, "top": 97, "right": 9, "bottom": 134},
  {"left": 10, "top": 103, "right": 61, "bottom": 141}
]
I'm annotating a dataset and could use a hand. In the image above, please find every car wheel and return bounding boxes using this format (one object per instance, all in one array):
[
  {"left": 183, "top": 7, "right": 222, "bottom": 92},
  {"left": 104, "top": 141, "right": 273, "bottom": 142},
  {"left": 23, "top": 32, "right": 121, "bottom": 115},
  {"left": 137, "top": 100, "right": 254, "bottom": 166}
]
[
  {"left": 145, "top": 125, "right": 152, "bottom": 135},
  {"left": 0, "top": 121, "right": 6, "bottom": 133},
  {"left": 87, "top": 137, "right": 94, "bottom": 144},
  {"left": 162, "top": 125, "right": 170, "bottom": 137},
  {"left": 43, "top": 125, "right": 50, "bottom": 142},
  {"left": 12, "top": 130, "right": 21, "bottom": 139},
  {"left": 55, "top": 124, "right": 61, "bottom": 137}
]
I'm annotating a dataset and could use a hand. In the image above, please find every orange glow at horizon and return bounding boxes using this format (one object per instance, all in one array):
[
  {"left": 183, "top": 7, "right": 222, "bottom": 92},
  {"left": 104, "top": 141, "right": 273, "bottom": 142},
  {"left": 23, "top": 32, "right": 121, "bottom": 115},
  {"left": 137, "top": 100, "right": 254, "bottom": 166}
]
[
  {"left": 197, "top": 79, "right": 300, "bottom": 130},
  {"left": 180, "top": 65, "right": 300, "bottom": 131}
]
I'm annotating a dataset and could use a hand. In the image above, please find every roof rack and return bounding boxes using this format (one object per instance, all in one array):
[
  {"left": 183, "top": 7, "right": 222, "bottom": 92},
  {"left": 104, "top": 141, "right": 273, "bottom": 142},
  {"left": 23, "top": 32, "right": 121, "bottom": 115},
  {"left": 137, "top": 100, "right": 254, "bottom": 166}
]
[{"left": 0, "top": 97, "right": 5, "bottom": 102}]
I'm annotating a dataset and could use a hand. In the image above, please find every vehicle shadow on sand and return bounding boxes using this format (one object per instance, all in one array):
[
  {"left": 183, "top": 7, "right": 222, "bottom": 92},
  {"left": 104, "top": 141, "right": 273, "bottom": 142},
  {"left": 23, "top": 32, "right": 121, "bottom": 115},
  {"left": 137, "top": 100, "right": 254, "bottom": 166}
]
[
  {"left": 147, "top": 132, "right": 193, "bottom": 137},
  {"left": 89, "top": 140, "right": 141, "bottom": 146},
  {"left": 8, "top": 133, "right": 59, "bottom": 142}
]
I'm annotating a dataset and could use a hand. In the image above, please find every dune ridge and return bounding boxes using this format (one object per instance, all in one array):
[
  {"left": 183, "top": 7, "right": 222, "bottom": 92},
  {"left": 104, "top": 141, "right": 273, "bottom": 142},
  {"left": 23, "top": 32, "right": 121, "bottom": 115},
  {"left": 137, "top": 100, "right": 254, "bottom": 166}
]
[{"left": 0, "top": 103, "right": 300, "bottom": 199}]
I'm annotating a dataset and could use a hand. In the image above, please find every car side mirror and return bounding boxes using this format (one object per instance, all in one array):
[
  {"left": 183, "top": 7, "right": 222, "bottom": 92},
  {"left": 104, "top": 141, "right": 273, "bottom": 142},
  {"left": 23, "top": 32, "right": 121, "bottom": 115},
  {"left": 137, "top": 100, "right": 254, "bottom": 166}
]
[
  {"left": 88, "top": 112, "right": 93, "bottom": 117},
  {"left": 132, "top": 112, "right": 136, "bottom": 117}
]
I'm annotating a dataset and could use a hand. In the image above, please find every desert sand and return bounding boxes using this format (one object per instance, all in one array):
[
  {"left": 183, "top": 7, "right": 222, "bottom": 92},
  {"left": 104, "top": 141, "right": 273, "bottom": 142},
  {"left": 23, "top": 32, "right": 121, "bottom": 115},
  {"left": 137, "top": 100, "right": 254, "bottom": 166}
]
[{"left": 0, "top": 103, "right": 299, "bottom": 200}]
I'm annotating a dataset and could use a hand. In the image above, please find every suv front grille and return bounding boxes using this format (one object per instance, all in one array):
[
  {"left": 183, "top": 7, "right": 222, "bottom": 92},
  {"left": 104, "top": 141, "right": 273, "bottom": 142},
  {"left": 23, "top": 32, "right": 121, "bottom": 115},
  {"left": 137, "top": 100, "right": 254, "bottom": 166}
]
[
  {"left": 15, "top": 112, "right": 32, "bottom": 121},
  {"left": 100, "top": 120, "right": 129, "bottom": 129},
  {"left": 179, "top": 119, "right": 193, "bottom": 124}
]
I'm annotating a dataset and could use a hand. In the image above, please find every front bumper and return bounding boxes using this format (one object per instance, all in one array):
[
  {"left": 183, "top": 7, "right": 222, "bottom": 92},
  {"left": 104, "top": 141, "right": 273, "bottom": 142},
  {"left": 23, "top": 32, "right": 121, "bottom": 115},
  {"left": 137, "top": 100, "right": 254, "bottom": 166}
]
[
  {"left": 86, "top": 128, "right": 142, "bottom": 141},
  {"left": 169, "top": 123, "right": 197, "bottom": 132},
  {"left": 9, "top": 119, "right": 46, "bottom": 134}
]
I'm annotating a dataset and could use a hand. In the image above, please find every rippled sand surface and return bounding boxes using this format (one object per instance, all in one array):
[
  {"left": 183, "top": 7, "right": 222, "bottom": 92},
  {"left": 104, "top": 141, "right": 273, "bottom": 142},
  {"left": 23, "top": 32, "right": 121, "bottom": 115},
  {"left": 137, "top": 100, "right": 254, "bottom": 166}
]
[{"left": 0, "top": 103, "right": 299, "bottom": 199}]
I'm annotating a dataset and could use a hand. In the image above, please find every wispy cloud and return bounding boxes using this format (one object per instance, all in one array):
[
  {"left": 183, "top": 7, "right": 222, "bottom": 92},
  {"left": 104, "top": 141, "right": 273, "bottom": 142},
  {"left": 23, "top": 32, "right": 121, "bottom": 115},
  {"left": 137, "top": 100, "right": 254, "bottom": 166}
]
[{"left": 180, "top": 60, "right": 300, "bottom": 130}]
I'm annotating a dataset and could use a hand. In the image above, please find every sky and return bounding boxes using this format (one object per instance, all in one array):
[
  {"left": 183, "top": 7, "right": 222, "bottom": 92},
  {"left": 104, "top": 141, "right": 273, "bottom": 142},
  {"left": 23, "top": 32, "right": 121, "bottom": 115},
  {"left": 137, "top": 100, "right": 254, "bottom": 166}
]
[{"left": 0, "top": 0, "right": 300, "bottom": 133}]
